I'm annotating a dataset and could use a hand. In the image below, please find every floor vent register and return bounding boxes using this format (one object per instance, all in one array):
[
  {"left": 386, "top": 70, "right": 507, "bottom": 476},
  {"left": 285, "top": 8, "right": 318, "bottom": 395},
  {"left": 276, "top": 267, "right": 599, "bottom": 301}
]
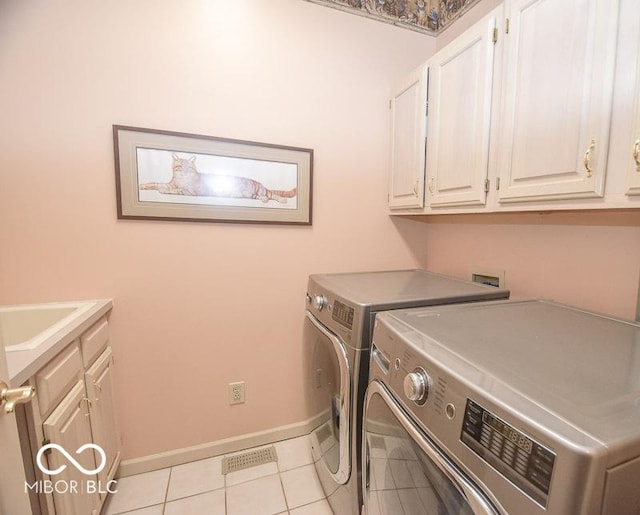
[{"left": 221, "top": 445, "right": 278, "bottom": 474}]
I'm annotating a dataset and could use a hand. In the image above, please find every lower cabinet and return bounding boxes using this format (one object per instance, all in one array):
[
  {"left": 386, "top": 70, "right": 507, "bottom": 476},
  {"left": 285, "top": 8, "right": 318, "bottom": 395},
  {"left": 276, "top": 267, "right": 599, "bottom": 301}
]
[
  {"left": 43, "top": 382, "right": 100, "bottom": 515},
  {"left": 22, "top": 315, "right": 120, "bottom": 515},
  {"left": 85, "top": 347, "right": 120, "bottom": 491}
]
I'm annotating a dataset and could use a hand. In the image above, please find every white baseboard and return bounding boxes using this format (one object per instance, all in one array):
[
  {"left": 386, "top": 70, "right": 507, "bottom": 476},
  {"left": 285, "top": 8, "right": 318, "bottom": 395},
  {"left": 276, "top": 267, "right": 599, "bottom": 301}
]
[{"left": 117, "top": 415, "right": 323, "bottom": 478}]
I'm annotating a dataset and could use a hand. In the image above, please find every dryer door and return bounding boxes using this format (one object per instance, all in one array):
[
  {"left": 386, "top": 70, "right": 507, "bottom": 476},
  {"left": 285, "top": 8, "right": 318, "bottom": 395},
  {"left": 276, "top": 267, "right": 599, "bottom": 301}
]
[
  {"left": 304, "top": 311, "right": 351, "bottom": 484},
  {"left": 363, "top": 380, "right": 502, "bottom": 515}
]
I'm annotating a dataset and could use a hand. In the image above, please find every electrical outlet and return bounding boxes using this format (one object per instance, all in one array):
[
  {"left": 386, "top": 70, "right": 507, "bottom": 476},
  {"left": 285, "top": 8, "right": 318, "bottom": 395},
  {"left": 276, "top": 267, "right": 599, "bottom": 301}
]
[{"left": 229, "top": 382, "right": 245, "bottom": 405}]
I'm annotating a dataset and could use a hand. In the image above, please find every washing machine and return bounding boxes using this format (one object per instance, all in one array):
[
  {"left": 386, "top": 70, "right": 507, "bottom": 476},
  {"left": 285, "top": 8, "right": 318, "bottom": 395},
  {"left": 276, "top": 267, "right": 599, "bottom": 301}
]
[
  {"left": 303, "top": 269, "right": 510, "bottom": 514},
  {"left": 364, "top": 299, "right": 640, "bottom": 514}
]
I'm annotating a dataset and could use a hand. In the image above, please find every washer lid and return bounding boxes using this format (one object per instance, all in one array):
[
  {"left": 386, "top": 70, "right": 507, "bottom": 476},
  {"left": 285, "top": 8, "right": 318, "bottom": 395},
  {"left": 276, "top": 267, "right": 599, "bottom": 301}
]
[
  {"left": 385, "top": 300, "right": 640, "bottom": 447},
  {"left": 309, "top": 270, "right": 509, "bottom": 309}
]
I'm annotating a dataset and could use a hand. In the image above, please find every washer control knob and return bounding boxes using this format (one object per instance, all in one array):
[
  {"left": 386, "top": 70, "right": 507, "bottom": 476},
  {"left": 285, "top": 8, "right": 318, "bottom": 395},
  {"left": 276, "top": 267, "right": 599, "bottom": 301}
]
[
  {"left": 313, "top": 295, "right": 327, "bottom": 311},
  {"left": 404, "top": 368, "right": 430, "bottom": 405}
]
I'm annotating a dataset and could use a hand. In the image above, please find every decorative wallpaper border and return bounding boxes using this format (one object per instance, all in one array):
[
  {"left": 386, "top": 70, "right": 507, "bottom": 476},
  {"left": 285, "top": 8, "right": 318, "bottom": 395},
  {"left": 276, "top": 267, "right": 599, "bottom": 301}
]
[{"left": 303, "top": 0, "right": 482, "bottom": 34}]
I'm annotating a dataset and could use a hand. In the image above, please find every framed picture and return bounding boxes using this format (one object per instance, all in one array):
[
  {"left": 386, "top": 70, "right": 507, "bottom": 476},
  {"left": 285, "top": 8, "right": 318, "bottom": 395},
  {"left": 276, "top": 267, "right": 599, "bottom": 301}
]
[{"left": 113, "top": 125, "right": 313, "bottom": 225}]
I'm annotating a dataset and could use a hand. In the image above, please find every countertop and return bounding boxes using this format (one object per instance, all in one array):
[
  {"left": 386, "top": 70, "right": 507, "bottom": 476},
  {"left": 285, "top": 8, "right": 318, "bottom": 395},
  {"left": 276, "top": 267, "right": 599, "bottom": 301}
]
[{"left": 6, "top": 299, "right": 113, "bottom": 386}]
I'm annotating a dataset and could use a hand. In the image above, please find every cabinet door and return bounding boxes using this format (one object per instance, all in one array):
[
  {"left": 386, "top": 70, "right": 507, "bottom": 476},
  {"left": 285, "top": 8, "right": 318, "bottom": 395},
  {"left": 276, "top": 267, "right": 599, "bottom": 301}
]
[
  {"left": 388, "top": 64, "right": 428, "bottom": 209},
  {"left": 426, "top": 7, "right": 500, "bottom": 207},
  {"left": 85, "top": 347, "right": 120, "bottom": 494},
  {"left": 497, "top": 0, "right": 619, "bottom": 202},
  {"left": 629, "top": 123, "right": 640, "bottom": 195},
  {"left": 43, "top": 381, "right": 100, "bottom": 515},
  {"left": 627, "top": 13, "right": 640, "bottom": 195}
]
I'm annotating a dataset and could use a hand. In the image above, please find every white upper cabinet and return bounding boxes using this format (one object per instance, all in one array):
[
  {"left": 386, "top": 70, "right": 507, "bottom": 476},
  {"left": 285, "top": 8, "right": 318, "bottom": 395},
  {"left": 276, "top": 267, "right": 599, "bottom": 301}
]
[
  {"left": 388, "top": 0, "right": 638, "bottom": 214},
  {"left": 388, "top": 64, "right": 428, "bottom": 209},
  {"left": 630, "top": 124, "right": 640, "bottom": 194},
  {"left": 626, "top": 14, "right": 640, "bottom": 196},
  {"left": 496, "top": 0, "right": 619, "bottom": 203},
  {"left": 426, "top": 7, "right": 501, "bottom": 207}
]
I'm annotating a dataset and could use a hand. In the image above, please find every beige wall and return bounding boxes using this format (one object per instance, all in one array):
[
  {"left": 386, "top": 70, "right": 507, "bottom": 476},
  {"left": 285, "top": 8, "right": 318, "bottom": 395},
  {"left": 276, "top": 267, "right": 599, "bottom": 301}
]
[
  {"left": 418, "top": 211, "right": 640, "bottom": 320},
  {"left": 0, "top": 0, "right": 435, "bottom": 459}
]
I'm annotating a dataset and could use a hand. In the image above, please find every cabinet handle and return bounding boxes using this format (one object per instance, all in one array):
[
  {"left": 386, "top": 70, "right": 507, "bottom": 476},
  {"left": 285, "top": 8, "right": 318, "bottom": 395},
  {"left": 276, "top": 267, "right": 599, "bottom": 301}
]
[
  {"left": 427, "top": 177, "right": 434, "bottom": 194},
  {"left": 413, "top": 179, "right": 419, "bottom": 196},
  {"left": 583, "top": 139, "right": 595, "bottom": 178},
  {"left": 82, "top": 396, "right": 92, "bottom": 416},
  {"left": 92, "top": 381, "right": 101, "bottom": 403},
  {"left": 633, "top": 138, "right": 640, "bottom": 172}
]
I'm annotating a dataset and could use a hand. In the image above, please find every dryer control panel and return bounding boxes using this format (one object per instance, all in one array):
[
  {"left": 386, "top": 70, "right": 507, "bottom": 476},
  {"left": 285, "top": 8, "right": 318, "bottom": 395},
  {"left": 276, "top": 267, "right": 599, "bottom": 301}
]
[
  {"left": 332, "top": 300, "right": 354, "bottom": 329},
  {"left": 461, "top": 400, "right": 555, "bottom": 508}
]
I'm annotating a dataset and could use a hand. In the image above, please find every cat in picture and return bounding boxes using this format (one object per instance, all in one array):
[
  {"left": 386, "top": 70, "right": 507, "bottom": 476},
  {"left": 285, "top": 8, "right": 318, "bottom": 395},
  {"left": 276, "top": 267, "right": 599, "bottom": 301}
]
[{"left": 140, "top": 153, "right": 297, "bottom": 204}]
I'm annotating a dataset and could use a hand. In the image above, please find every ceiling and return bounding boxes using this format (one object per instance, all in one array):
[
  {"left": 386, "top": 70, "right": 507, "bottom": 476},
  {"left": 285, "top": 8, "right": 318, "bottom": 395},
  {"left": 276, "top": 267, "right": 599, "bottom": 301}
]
[{"left": 304, "top": 0, "right": 481, "bottom": 34}]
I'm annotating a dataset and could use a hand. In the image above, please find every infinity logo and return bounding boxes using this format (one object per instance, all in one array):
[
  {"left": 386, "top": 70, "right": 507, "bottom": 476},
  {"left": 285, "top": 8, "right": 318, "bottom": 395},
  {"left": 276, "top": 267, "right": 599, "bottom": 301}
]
[{"left": 36, "top": 444, "right": 107, "bottom": 476}]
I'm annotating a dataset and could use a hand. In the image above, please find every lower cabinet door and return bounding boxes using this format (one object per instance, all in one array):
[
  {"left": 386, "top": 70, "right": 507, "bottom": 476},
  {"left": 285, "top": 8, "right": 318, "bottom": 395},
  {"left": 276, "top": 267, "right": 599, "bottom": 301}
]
[
  {"left": 43, "top": 381, "right": 100, "bottom": 515},
  {"left": 85, "top": 347, "right": 121, "bottom": 495}
]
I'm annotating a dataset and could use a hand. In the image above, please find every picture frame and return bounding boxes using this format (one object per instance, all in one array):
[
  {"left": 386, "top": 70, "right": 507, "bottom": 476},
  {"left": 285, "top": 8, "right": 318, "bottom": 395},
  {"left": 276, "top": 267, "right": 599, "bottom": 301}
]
[{"left": 113, "top": 125, "right": 313, "bottom": 225}]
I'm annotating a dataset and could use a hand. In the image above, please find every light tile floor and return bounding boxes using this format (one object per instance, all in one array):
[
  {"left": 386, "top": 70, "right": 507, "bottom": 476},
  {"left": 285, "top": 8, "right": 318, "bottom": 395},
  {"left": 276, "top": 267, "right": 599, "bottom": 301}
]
[{"left": 102, "top": 435, "right": 334, "bottom": 515}]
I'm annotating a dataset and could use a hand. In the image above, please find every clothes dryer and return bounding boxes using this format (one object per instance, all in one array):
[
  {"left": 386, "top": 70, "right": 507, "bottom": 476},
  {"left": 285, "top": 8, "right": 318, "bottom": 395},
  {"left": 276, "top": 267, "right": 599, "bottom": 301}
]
[
  {"left": 303, "top": 270, "right": 509, "bottom": 514},
  {"left": 364, "top": 300, "right": 640, "bottom": 514}
]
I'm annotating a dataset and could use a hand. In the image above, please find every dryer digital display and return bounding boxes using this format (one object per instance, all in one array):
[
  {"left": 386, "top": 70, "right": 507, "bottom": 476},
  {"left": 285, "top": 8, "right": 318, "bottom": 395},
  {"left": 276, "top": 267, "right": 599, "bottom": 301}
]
[
  {"left": 461, "top": 399, "right": 555, "bottom": 508},
  {"left": 332, "top": 300, "right": 354, "bottom": 329}
]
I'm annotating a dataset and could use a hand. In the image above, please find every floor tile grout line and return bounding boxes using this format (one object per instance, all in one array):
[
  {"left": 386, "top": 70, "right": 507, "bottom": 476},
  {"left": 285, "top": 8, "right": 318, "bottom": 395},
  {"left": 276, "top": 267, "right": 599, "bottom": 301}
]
[
  {"left": 166, "top": 467, "right": 173, "bottom": 502},
  {"left": 288, "top": 495, "right": 330, "bottom": 513},
  {"left": 224, "top": 463, "right": 313, "bottom": 490},
  {"left": 223, "top": 458, "right": 228, "bottom": 515},
  {"left": 278, "top": 470, "right": 291, "bottom": 513},
  {"left": 161, "top": 484, "right": 226, "bottom": 504},
  {"left": 162, "top": 467, "right": 172, "bottom": 513},
  {"left": 224, "top": 482, "right": 227, "bottom": 515}
]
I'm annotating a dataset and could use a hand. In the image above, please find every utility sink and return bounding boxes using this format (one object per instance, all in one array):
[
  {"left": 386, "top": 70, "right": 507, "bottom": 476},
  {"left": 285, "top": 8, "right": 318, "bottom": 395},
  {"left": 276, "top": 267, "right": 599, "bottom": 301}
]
[{"left": 0, "top": 301, "right": 96, "bottom": 352}]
